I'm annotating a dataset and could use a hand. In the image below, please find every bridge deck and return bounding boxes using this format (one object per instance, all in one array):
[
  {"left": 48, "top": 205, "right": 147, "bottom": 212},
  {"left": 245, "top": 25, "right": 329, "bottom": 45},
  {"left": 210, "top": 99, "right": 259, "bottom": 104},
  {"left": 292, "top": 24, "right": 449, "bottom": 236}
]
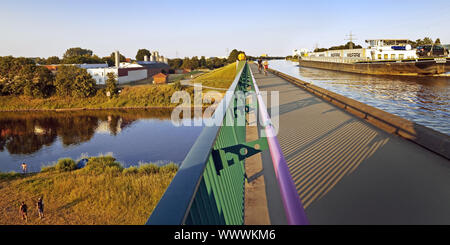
[{"left": 250, "top": 64, "right": 450, "bottom": 224}]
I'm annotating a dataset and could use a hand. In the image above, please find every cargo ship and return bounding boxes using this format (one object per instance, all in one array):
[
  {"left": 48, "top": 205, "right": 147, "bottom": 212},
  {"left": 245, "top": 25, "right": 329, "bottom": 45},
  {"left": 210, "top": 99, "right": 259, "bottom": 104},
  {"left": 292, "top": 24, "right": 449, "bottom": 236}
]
[{"left": 298, "top": 39, "right": 450, "bottom": 76}]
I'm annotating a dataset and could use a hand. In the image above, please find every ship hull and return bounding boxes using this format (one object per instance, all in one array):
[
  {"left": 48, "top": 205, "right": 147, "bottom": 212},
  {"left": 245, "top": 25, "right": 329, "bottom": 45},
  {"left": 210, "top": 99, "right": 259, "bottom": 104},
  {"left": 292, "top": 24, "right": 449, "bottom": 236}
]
[{"left": 299, "top": 58, "right": 450, "bottom": 76}]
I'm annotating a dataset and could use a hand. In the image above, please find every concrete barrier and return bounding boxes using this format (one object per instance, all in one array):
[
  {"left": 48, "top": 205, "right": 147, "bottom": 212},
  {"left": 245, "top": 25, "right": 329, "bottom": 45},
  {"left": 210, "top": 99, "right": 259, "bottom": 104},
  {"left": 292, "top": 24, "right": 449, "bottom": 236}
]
[{"left": 268, "top": 68, "right": 450, "bottom": 160}]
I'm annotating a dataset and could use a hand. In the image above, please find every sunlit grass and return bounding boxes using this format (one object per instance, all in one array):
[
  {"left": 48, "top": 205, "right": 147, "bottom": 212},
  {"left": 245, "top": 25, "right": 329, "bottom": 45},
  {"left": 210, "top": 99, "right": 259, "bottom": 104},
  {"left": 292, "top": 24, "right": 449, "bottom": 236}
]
[
  {"left": 0, "top": 156, "right": 178, "bottom": 225},
  {"left": 191, "top": 63, "right": 237, "bottom": 89}
]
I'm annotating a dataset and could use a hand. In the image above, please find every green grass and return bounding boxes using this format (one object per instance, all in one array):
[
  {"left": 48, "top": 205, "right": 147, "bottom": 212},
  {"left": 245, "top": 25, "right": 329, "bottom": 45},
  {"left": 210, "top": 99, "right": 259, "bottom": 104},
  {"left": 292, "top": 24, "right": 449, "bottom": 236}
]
[
  {"left": 192, "top": 63, "right": 237, "bottom": 89},
  {"left": 0, "top": 156, "right": 178, "bottom": 225}
]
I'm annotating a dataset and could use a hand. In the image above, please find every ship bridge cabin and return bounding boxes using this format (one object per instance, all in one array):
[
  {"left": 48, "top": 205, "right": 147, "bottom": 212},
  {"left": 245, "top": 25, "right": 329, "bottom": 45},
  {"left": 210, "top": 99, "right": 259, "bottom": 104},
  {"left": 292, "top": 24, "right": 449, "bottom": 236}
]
[{"left": 365, "top": 39, "right": 417, "bottom": 61}]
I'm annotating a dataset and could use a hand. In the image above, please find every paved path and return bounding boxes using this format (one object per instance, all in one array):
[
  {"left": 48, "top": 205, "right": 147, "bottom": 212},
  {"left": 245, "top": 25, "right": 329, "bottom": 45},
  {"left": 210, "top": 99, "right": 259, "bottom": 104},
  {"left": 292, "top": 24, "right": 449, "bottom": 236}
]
[{"left": 250, "top": 64, "right": 450, "bottom": 224}]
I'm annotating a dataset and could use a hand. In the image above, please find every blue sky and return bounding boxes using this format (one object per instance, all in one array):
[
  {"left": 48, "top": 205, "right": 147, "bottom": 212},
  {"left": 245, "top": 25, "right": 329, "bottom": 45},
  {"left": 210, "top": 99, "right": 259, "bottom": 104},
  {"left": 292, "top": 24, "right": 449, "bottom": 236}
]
[{"left": 1, "top": 0, "right": 449, "bottom": 58}]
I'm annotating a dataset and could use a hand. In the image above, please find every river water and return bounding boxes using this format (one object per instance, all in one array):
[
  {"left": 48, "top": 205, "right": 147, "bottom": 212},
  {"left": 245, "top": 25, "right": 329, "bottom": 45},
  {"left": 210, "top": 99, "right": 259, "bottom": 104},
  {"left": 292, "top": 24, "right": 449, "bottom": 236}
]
[
  {"left": 269, "top": 60, "right": 450, "bottom": 135},
  {"left": 0, "top": 109, "right": 204, "bottom": 172}
]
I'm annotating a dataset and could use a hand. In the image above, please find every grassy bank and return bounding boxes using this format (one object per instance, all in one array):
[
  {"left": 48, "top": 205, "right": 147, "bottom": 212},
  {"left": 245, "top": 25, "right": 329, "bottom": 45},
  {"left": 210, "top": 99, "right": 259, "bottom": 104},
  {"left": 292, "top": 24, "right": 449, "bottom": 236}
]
[
  {"left": 0, "top": 156, "right": 178, "bottom": 225},
  {"left": 193, "top": 62, "right": 237, "bottom": 89},
  {"left": 0, "top": 63, "right": 238, "bottom": 111}
]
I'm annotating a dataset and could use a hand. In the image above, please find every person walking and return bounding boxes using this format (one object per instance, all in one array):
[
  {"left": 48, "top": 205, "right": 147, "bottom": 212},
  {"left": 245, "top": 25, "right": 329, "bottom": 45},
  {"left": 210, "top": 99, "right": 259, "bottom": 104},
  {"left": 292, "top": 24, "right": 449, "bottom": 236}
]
[
  {"left": 36, "top": 197, "right": 44, "bottom": 219},
  {"left": 21, "top": 162, "right": 27, "bottom": 174},
  {"left": 257, "top": 58, "right": 263, "bottom": 74},
  {"left": 263, "top": 60, "right": 269, "bottom": 76},
  {"left": 19, "top": 201, "right": 28, "bottom": 222}
]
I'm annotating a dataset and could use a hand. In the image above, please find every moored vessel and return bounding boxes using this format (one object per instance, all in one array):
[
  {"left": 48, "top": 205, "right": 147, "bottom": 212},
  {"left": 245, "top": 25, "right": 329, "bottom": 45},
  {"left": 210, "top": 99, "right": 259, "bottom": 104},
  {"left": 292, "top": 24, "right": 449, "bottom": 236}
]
[{"left": 298, "top": 39, "right": 450, "bottom": 76}]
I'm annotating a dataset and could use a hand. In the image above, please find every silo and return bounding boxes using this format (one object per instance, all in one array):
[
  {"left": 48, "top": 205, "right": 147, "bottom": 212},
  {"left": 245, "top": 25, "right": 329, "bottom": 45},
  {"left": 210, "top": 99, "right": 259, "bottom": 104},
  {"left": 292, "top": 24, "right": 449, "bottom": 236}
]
[
  {"left": 144, "top": 55, "right": 149, "bottom": 61},
  {"left": 150, "top": 55, "right": 156, "bottom": 62},
  {"left": 164, "top": 57, "right": 169, "bottom": 64}
]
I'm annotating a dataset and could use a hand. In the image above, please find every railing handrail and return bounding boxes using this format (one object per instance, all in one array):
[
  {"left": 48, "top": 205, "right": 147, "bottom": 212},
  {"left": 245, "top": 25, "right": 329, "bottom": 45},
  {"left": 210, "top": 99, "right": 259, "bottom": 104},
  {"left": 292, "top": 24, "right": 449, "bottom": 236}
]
[
  {"left": 146, "top": 63, "right": 246, "bottom": 225},
  {"left": 248, "top": 66, "right": 309, "bottom": 225}
]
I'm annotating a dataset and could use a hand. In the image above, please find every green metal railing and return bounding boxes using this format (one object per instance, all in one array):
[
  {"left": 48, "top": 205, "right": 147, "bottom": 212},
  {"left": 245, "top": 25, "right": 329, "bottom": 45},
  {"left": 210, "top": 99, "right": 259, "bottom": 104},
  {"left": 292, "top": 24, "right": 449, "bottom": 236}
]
[
  {"left": 146, "top": 61, "right": 307, "bottom": 225},
  {"left": 147, "top": 61, "right": 265, "bottom": 225}
]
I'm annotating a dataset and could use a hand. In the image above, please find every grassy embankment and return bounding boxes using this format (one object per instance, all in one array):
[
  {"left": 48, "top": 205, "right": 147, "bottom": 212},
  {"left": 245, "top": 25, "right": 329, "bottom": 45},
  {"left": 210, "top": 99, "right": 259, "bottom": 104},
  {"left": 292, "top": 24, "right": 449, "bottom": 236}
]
[
  {"left": 0, "top": 63, "right": 237, "bottom": 111},
  {"left": 0, "top": 156, "right": 178, "bottom": 225}
]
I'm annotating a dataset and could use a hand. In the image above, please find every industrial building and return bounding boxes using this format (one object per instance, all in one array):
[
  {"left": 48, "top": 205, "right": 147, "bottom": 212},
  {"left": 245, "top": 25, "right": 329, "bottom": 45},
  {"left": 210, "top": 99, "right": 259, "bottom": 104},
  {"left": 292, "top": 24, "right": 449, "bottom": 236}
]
[{"left": 43, "top": 50, "right": 171, "bottom": 85}]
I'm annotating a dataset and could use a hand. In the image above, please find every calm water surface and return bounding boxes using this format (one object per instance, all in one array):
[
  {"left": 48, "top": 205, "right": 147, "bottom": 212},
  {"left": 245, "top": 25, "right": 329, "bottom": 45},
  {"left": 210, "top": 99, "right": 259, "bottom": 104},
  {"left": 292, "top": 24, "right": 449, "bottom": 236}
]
[
  {"left": 269, "top": 60, "right": 450, "bottom": 135},
  {"left": 0, "top": 109, "right": 204, "bottom": 172}
]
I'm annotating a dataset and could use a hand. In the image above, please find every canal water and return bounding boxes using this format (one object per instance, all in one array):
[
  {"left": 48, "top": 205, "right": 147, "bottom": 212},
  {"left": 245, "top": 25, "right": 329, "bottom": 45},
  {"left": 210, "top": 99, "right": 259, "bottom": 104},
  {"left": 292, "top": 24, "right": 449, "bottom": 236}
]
[
  {"left": 0, "top": 109, "right": 204, "bottom": 173},
  {"left": 269, "top": 60, "right": 450, "bottom": 135}
]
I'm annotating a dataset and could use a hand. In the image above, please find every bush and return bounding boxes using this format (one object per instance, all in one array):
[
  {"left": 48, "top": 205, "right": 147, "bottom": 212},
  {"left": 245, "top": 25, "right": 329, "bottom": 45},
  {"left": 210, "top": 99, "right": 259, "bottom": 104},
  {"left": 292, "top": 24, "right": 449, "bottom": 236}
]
[
  {"left": 160, "top": 163, "right": 179, "bottom": 173},
  {"left": 82, "top": 156, "right": 123, "bottom": 174},
  {"left": 55, "top": 158, "right": 77, "bottom": 172},
  {"left": 0, "top": 171, "right": 22, "bottom": 181},
  {"left": 138, "top": 164, "right": 160, "bottom": 174},
  {"left": 41, "top": 165, "right": 56, "bottom": 173},
  {"left": 123, "top": 166, "right": 139, "bottom": 175}
]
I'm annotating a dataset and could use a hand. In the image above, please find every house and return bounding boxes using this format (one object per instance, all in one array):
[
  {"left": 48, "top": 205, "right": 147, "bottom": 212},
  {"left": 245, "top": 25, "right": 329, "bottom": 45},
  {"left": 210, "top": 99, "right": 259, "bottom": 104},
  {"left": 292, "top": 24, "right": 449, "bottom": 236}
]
[{"left": 153, "top": 73, "right": 168, "bottom": 84}]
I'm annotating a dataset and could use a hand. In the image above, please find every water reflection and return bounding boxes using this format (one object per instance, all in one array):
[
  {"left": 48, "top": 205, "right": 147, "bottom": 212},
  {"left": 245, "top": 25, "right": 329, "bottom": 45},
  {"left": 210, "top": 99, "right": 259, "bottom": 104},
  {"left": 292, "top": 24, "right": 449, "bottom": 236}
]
[
  {"left": 0, "top": 109, "right": 172, "bottom": 155},
  {"left": 269, "top": 60, "right": 450, "bottom": 135},
  {"left": 0, "top": 109, "right": 204, "bottom": 172}
]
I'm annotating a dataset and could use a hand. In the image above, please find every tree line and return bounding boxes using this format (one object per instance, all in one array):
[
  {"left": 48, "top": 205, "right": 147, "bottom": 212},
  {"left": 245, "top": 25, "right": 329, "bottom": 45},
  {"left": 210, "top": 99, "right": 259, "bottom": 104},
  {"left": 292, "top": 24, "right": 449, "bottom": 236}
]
[
  {"left": 410, "top": 37, "right": 442, "bottom": 47},
  {"left": 0, "top": 47, "right": 249, "bottom": 99},
  {"left": 34, "top": 47, "right": 127, "bottom": 66},
  {"left": 167, "top": 49, "right": 247, "bottom": 71},
  {"left": 0, "top": 56, "right": 118, "bottom": 98},
  {"left": 314, "top": 41, "right": 363, "bottom": 52}
]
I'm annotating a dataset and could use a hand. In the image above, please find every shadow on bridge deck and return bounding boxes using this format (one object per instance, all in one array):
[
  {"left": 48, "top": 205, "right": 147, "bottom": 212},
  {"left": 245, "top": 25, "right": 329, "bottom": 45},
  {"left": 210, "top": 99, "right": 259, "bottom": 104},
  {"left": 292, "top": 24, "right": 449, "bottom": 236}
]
[{"left": 250, "top": 64, "right": 450, "bottom": 225}]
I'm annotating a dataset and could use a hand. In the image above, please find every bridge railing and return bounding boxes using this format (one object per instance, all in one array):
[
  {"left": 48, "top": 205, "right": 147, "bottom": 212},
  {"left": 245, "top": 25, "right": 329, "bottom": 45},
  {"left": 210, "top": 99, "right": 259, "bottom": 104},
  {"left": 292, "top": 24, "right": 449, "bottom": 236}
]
[{"left": 146, "top": 61, "right": 308, "bottom": 225}]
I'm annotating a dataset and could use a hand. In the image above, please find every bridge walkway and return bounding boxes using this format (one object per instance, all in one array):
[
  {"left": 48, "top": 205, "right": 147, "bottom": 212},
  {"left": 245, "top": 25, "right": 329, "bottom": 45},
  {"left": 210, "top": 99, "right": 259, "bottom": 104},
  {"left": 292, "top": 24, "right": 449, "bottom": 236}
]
[{"left": 249, "top": 63, "right": 450, "bottom": 225}]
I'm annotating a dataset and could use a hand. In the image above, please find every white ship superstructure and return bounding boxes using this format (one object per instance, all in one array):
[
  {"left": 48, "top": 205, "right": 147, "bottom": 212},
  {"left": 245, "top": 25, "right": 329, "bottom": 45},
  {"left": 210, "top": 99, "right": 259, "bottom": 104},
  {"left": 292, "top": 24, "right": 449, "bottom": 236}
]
[{"left": 303, "top": 39, "right": 418, "bottom": 63}]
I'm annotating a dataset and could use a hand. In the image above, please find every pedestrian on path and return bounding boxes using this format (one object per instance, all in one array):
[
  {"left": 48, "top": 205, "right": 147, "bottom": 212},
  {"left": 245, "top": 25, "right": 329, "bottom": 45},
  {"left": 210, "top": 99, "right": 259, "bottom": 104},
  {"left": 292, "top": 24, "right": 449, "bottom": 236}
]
[
  {"left": 21, "top": 162, "right": 27, "bottom": 174},
  {"left": 19, "top": 201, "right": 28, "bottom": 222},
  {"left": 263, "top": 60, "right": 269, "bottom": 76},
  {"left": 257, "top": 58, "right": 263, "bottom": 74},
  {"left": 36, "top": 197, "right": 44, "bottom": 219}
]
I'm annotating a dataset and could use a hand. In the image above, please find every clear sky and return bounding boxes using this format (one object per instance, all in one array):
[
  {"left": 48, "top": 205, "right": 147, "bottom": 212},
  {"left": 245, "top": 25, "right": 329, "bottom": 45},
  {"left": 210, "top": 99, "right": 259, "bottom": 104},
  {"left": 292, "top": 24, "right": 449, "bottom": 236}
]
[{"left": 1, "top": 0, "right": 449, "bottom": 59}]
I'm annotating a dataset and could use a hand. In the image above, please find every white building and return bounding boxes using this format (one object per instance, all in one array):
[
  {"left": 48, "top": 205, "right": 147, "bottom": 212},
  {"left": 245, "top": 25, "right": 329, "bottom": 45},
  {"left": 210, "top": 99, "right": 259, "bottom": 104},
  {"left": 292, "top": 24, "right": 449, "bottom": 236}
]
[{"left": 86, "top": 62, "right": 147, "bottom": 85}]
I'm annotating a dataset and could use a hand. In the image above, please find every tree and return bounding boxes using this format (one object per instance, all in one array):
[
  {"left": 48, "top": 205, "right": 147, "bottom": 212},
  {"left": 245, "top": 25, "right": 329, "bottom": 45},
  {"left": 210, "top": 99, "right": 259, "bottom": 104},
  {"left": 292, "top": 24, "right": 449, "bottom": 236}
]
[
  {"left": 181, "top": 57, "right": 192, "bottom": 70},
  {"left": 190, "top": 56, "right": 200, "bottom": 70},
  {"left": 62, "top": 55, "right": 103, "bottom": 64},
  {"left": 46, "top": 56, "right": 61, "bottom": 65},
  {"left": 105, "top": 72, "right": 118, "bottom": 97},
  {"left": 25, "top": 66, "right": 55, "bottom": 98},
  {"left": 55, "top": 65, "right": 97, "bottom": 97},
  {"left": 63, "top": 47, "right": 93, "bottom": 59},
  {"left": 423, "top": 37, "right": 433, "bottom": 45},
  {"left": 102, "top": 52, "right": 126, "bottom": 66},
  {"left": 435, "top": 38, "right": 441, "bottom": 45},
  {"left": 136, "top": 49, "right": 151, "bottom": 61},
  {"left": 0, "top": 57, "right": 55, "bottom": 98},
  {"left": 168, "top": 58, "right": 183, "bottom": 69},
  {"left": 228, "top": 49, "right": 239, "bottom": 63},
  {"left": 200, "top": 56, "right": 207, "bottom": 68},
  {"left": 228, "top": 49, "right": 246, "bottom": 63},
  {"left": 72, "top": 72, "right": 97, "bottom": 98}
]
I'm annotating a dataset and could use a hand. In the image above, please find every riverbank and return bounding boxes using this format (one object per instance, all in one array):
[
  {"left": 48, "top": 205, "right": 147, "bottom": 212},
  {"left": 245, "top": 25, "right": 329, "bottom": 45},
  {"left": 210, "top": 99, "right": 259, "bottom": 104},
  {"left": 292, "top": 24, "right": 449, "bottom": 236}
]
[
  {"left": 0, "top": 63, "right": 237, "bottom": 112},
  {"left": 0, "top": 156, "right": 178, "bottom": 225}
]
